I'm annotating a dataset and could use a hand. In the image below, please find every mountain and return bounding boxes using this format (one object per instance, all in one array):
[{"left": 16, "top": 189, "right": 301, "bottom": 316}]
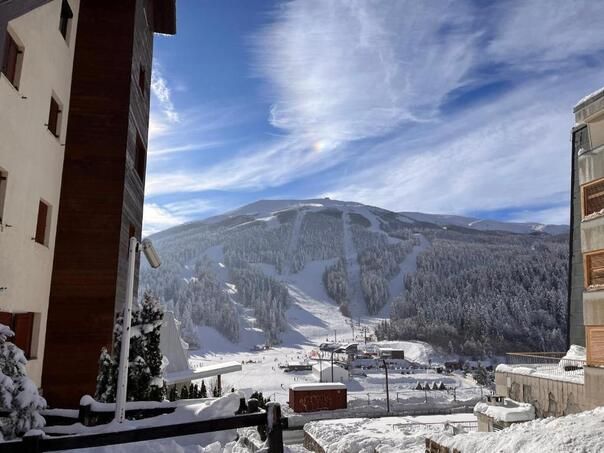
[
  {"left": 399, "top": 211, "right": 569, "bottom": 236},
  {"left": 141, "top": 199, "right": 569, "bottom": 355}
]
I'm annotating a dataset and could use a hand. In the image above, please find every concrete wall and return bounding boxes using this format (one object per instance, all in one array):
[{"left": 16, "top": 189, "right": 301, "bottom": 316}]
[
  {"left": 0, "top": 0, "right": 79, "bottom": 385},
  {"left": 584, "top": 367, "right": 604, "bottom": 407},
  {"left": 495, "top": 372, "right": 588, "bottom": 418}
]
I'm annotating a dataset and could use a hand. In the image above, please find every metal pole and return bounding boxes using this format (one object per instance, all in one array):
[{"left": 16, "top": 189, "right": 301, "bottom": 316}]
[
  {"left": 331, "top": 351, "right": 334, "bottom": 382},
  {"left": 319, "top": 350, "right": 323, "bottom": 383},
  {"left": 115, "top": 236, "right": 138, "bottom": 423},
  {"left": 383, "top": 359, "right": 390, "bottom": 413}
]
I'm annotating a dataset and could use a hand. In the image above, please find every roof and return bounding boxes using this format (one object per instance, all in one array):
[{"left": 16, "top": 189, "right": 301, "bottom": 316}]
[
  {"left": 164, "top": 361, "right": 242, "bottom": 385},
  {"left": 290, "top": 383, "right": 347, "bottom": 391},
  {"left": 574, "top": 86, "right": 604, "bottom": 113},
  {"left": 153, "top": 0, "right": 176, "bottom": 35}
]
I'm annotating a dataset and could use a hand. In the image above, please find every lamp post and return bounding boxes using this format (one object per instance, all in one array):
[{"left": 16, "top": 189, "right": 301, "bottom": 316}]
[
  {"left": 115, "top": 237, "right": 161, "bottom": 424},
  {"left": 383, "top": 359, "right": 390, "bottom": 413}
]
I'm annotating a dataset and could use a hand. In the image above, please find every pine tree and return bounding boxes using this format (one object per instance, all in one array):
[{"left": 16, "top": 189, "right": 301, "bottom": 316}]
[
  {"left": 180, "top": 385, "right": 188, "bottom": 399},
  {"left": 94, "top": 292, "right": 166, "bottom": 403},
  {"left": 168, "top": 385, "right": 177, "bottom": 402},
  {"left": 0, "top": 324, "right": 46, "bottom": 440},
  {"left": 200, "top": 380, "right": 207, "bottom": 398},
  {"left": 212, "top": 384, "right": 220, "bottom": 398}
]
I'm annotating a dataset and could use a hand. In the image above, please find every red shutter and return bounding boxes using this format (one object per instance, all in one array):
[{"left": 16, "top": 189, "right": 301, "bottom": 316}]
[
  {"left": 13, "top": 313, "right": 34, "bottom": 358},
  {"left": 48, "top": 98, "right": 60, "bottom": 137},
  {"left": 0, "top": 311, "right": 13, "bottom": 330},
  {"left": 35, "top": 201, "right": 48, "bottom": 245},
  {"left": 2, "top": 33, "right": 19, "bottom": 86}
]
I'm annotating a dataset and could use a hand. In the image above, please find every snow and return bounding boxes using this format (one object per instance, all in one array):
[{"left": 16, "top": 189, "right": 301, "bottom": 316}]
[
  {"left": 575, "top": 85, "right": 604, "bottom": 109},
  {"left": 290, "top": 383, "right": 346, "bottom": 391},
  {"left": 496, "top": 361, "right": 584, "bottom": 384},
  {"left": 305, "top": 413, "right": 477, "bottom": 453},
  {"left": 432, "top": 406, "right": 604, "bottom": 453},
  {"left": 474, "top": 399, "right": 535, "bottom": 423}
]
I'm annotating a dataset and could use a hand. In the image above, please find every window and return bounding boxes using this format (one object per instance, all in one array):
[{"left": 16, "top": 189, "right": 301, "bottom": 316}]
[
  {"left": 0, "top": 169, "right": 7, "bottom": 224},
  {"left": 582, "top": 178, "right": 604, "bottom": 218},
  {"left": 129, "top": 224, "right": 136, "bottom": 238},
  {"left": 584, "top": 250, "right": 604, "bottom": 289},
  {"left": 0, "top": 311, "right": 36, "bottom": 359},
  {"left": 34, "top": 200, "right": 50, "bottom": 246},
  {"left": 1, "top": 32, "right": 23, "bottom": 88},
  {"left": 574, "top": 126, "right": 590, "bottom": 153},
  {"left": 59, "top": 0, "right": 74, "bottom": 41},
  {"left": 135, "top": 135, "right": 146, "bottom": 183},
  {"left": 138, "top": 65, "right": 146, "bottom": 97},
  {"left": 48, "top": 96, "right": 61, "bottom": 137},
  {"left": 586, "top": 326, "right": 604, "bottom": 366}
]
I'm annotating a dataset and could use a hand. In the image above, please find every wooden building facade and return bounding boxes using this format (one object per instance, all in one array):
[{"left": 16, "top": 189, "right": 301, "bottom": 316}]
[{"left": 42, "top": 0, "right": 176, "bottom": 408}]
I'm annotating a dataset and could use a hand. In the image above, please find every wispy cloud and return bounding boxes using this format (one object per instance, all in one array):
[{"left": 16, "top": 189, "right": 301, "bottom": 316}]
[
  {"left": 142, "top": 203, "right": 187, "bottom": 236},
  {"left": 253, "top": 0, "right": 479, "bottom": 145},
  {"left": 151, "top": 64, "right": 180, "bottom": 124}
]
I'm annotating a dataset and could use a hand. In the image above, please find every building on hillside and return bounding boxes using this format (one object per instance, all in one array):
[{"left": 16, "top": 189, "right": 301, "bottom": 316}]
[
  {"left": 0, "top": 0, "right": 80, "bottom": 386},
  {"left": 42, "top": 0, "right": 176, "bottom": 408},
  {"left": 378, "top": 347, "right": 405, "bottom": 360},
  {"left": 495, "top": 86, "right": 604, "bottom": 417}
]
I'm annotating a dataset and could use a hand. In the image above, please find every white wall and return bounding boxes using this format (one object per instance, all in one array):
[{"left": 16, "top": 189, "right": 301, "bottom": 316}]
[{"left": 0, "top": 0, "right": 79, "bottom": 385}]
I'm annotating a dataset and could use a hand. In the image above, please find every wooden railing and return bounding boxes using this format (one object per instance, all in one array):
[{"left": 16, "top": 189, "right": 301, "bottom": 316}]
[{"left": 0, "top": 400, "right": 286, "bottom": 453}]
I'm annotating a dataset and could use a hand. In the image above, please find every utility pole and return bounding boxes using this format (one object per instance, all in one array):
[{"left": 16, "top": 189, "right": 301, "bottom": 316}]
[
  {"left": 383, "top": 359, "right": 390, "bottom": 413},
  {"left": 334, "top": 329, "right": 337, "bottom": 343},
  {"left": 331, "top": 350, "right": 335, "bottom": 382}
]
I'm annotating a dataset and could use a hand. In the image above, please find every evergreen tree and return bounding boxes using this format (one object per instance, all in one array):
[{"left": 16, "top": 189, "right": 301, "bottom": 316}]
[
  {"left": 200, "top": 380, "right": 207, "bottom": 398},
  {"left": 168, "top": 385, "right": 177, "bottom": 402},
  {"left": 0, "top": 324, "right": 46, "bottom": 440},
  {"left": 95, "top": 292, "right": 166, "bottom": 403},
  {"left": 180, "top": 385, "right": 188, "bottom": 399}
]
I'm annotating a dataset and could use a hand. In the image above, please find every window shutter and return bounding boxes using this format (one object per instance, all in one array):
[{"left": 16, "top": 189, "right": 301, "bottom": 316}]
[
  {"left": 2, "top": 33, "right": 19, "bottom": 86},
  {"left": 48, "top": 98, "right": 60, "bottom": 137},
  {"left": 587, "top": 326, "right": 604, "bottom": 366},
  {"left": 35, "top": 201, "right": 48, "bottom": 244},
  {"left": 585, "top": 251, "right": 604, "bottom": 287},
  {"left": 583, "top": 178, "right": 604, "bottom": 218},
  {"left": 13, "top": 313, "right": 34, "bottom": 358},
  {"left": 0, "top": 311, "right": 13, "bottom": 329}
]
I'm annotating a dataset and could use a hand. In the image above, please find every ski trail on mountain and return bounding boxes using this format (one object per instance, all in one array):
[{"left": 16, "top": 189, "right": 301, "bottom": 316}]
[
  {"left": 286, "top": 209, "right": 305, "bottom": 274},
  {"left": 342, "top": 209, "right": 367, "bottom": 318},
  {"left": 380, "top": 233, "right": 430, "bottom": 318}
]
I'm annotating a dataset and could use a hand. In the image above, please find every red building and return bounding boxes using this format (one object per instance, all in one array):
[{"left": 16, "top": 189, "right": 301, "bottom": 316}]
[{"left": 289, "top": 383, "right": 347, "bottom": 413}]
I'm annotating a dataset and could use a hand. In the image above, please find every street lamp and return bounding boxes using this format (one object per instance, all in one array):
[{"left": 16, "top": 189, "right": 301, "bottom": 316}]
[{"left": 114, "top": 237, "right": 161, "bottom": 423}]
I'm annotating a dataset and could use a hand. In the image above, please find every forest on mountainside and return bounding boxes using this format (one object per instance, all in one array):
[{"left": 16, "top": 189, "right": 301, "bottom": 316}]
[{"left": 375, "top": 229, "right": 568, "bottom": 355}]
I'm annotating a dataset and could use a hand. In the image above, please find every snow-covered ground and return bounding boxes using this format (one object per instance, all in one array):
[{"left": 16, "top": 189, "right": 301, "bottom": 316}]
[
  {"left": 432, "top": 406, "right": 604, "bottom": 453},
  {"left": 305, "top": 413, "right": 477, "bottom": 453}
]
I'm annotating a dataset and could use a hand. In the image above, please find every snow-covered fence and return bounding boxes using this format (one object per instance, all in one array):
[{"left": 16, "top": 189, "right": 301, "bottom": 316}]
[
  {"left": 505, "top": 352, "right": 586, "bottom": 379},
  {"left": 0, "top": 401, "right": 287, "bottom": 453}
]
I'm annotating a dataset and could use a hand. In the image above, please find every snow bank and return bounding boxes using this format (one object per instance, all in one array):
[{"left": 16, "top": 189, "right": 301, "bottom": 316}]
[
  {"left": 474, "top": 399, "right": 534, "bottom": 423},
  {"left": 432, "top": 406, "right": 604, "bottom": 453},
  {"left": 305, "top": 414, "right": 476, "bottom": 453},
  {"left": 45, "top": 393, "right": 243, "bottom": 449}
]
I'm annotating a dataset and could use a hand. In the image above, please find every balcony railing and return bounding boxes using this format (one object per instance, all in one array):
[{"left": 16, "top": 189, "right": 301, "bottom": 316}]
[{"left": 503, "top": 352, "right": 585, "bottom": 381}]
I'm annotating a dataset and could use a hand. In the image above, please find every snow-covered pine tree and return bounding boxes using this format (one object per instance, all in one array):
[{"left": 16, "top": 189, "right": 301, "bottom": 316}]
[
  {"left": 0, "top": 324, "right": 46, "bottom": 440},
  {"left": 94, "top": 292, "right": 166, "bottom": 403}
]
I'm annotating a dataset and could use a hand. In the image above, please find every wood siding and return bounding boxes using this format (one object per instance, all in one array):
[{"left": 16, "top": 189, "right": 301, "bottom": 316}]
[
  {"left": 42, "top": 0, "right": 156, "bottom": 408},
  {"left": 586, "top": 326, "right": 604, "bottom": 366}
]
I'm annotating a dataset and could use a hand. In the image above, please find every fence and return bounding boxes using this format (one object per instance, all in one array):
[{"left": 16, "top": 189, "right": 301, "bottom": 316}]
[
  {"left": 394, "top": 420, "right": 478, "bottom": 434},
  {"left": 0, "top": 400, "right": 286, "bottom": 453},
  {"left": 505, "top": 352, "right": 585, "bottom": 379}
]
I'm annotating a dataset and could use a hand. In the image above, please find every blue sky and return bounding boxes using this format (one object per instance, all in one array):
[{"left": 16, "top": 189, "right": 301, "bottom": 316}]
[{"left": 143, "top": 0, "right": 604, "bottom": 235}]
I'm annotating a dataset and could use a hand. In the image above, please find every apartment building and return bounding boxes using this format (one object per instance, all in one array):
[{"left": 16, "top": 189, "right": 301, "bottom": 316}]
[
  {"left": 42, "top": 0, "right": 176, "bottom": 408},
  {"left": 495, "top": 87, "right": 604, "bottom": 417},
  {"left": 0, "top": 0, "right": 80, "bottom": 385},
  {"left": 573, "top": 86, "right": 604, "bottom": 406}
]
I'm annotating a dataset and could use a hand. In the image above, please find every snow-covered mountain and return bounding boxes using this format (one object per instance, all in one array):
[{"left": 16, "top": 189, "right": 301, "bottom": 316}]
[
  {"left": 398, "top": 211, "right": 568, "bottom": 235},
  {"left": 141, "top": 199, "right": 569, "bottom": 355}
]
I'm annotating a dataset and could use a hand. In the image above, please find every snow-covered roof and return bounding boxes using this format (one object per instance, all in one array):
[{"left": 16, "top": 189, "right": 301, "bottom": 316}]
[
  {"left": 290, "top": 383, "right": 346, "bottom": 391},
  {"left": 574, "top": 86, "right": 604, "bottom": 111},
  {"left": 164, "top": 361, "right": 242, "bottom": 385},
  {"left": 474, "top": 398, "right": 535, "bottom": 423}
]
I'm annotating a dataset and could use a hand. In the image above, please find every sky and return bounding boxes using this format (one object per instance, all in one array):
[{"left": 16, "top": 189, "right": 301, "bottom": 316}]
[{"left": 143, "top": 0, "right": 604, "bottom": 235}]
